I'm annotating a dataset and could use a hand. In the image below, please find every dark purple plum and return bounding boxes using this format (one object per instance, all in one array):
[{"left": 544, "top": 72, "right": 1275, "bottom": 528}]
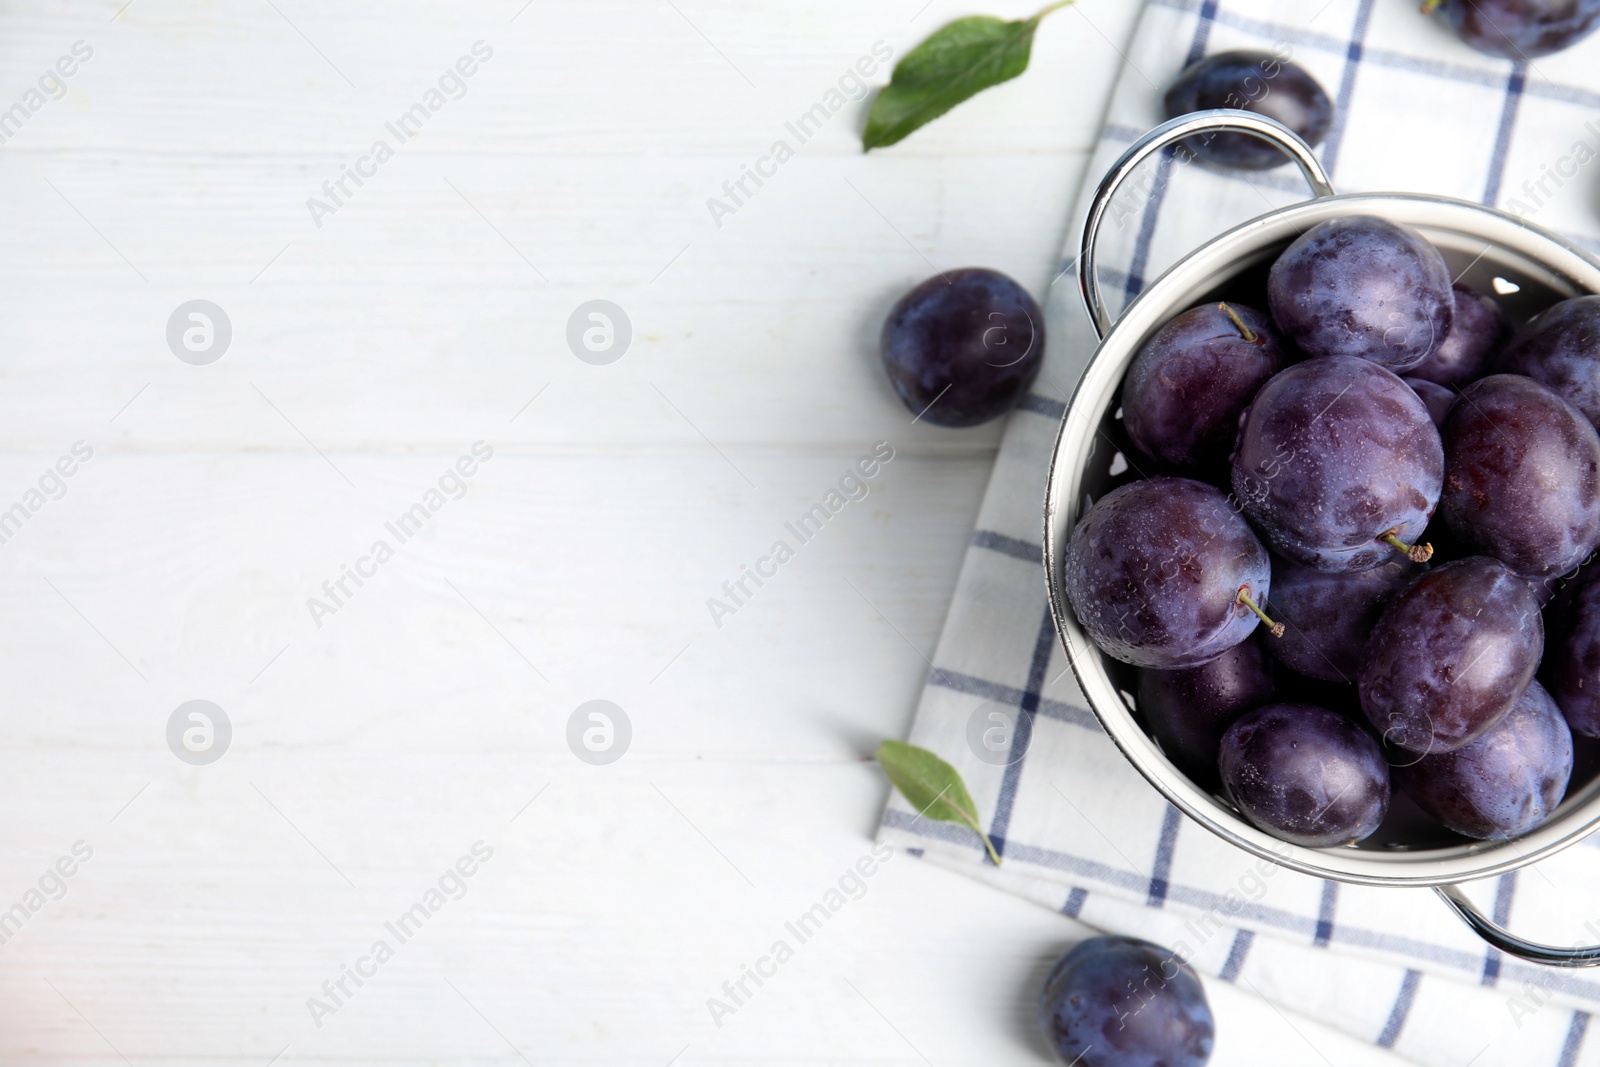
[
  {"left": 1439, "top": 375, "right": 1600, "bottom": 577},
  {"left": 1064, "top": 477, "right": 1274, "bottom": 669},
  {"left": 1265, "top": 556, "right": 1415, "bottom": 683},
  {"left": 1498, "top": 295, "right": 1600, "bottom": 431},
  {"left": 1407, "top": 283, "right": 1509, "bottom": 388},
  {"left": 1404, "top": 377, "right": 1457, "bottom": 427},
  {"left": 1039, "top": 936, "right": 1214, "bottom": 1067},
  {"left": 1218, "top": 703, "right": 1390, "bottom": 847},
  {"left": 1123, "top": 302, "right": 1285, "bottom": 475},
  {"left": 1138, "top": 636, "right": 1276, "bottom": 789},
  {"left": 1267, "top": 216, "right": 1453, "bottom": 372},
  {"left": 1359, "top": 557, "right": 1544, "bottom": 754},
  {"left": 1163, "top": 50, "right": 1333, "bottom": 170},
  {"left": 1545, "top": 562, "right": 1600, "bottom": 736},
  {"left": 880, "top": 268, "right": 1044, "bottom": 427},
  {"left": 1397, "top": 679, "right": 1573, "bottom": 840},
  {"left": 1433, "top": 0, "right": 1600, "bottom": 59},
  {"left": 1230, "top": 356, "right": 1444, "bottom": 571}
]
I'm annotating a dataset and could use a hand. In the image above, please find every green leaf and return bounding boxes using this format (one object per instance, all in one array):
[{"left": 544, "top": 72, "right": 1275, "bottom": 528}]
[
  {"left": 877, "top": 739, "right": 1002, "bottom": 865},
  {"left": 862, "top": 2, "right": 1074, "bottom": 151}
]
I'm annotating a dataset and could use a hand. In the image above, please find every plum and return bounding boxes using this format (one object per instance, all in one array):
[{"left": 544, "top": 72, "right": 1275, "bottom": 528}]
[
  {"left": 1439, "top": 374, "right": 1600, "bottom": 577},
  {"left": 1359, "top": 557, "right": 1543, "bottom": 754},
  {"left": 1122, "top": 302, "right": 1285, "bottom": 476},
  {"left": 1231, "top": 355, "right": 1444, "bottom": 571},
  {"left": 1404, "top": 377, "right": 1457, "bottom": 427},
  {"left": 1397, "top": 679, "right": 1572, "bottom": 840},
  {"left": 1407, "top": 283, "right": 1508, "bottom": 388},
  {"left": 1545, "top": 562, "right": 1600, "bottom": 736},
  {"left": 1163, "top": 50, "right": 1333, "bottom": 171},
  {"left": 1219, "top": 703, "right": 1391, "bottom": 847},
  {"left": 1498, "top": 295, "right": 1600, "bottom": 432},
  {"left": 1064, "top": 477, "right": 1275, "bottom": 669},
  {"left": 1267, "top": 216, "right": 1453, "bottom": 373},
  {"left": 1039, "top": 936, "right": 1214, "bottom": 1067},
  {"left": 880, "top": 267, "right": 1044, "bottom": 427},
  {"left": 1265, "top": 556, "right": 1415, "bottom": 683},
  {"left": 1432, "top": 0, "right": 1600, "bottom": 58},
  {"left": 1138, "top": 636, "right": 1276, "bottom": 789}
]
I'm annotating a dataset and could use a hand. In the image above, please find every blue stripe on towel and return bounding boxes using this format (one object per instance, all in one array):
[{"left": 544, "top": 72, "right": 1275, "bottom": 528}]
[
  {"left": 987, "top": 606, "right": 1059, "bottom": 858},
  {"left": 1219, "top": 929, "right": 1254, "bottom": 982},
  {"left": 1376, "top": 969, "right": 1422, "bottom": 1048},
  {"left": 925, "top": 669, "right": 1101, "bottom": 733},
  {"left": 971, "top": 530, "right": 1040, "bottom": 563},
  {"left": 1147, "top": 805, "right": 1182, "bottom": 906},
  {"left": 1118, "top": 0, "right": 1219, "bottom": 306},
  {"left": 1017, "top": 393, "right": 1067, "bottom": 420},
  {"left": 1560, "top": 1011, "right": 1591, "bottom": 1067},
  {"left": 1062, "top": 886, "right": 1089, "bottom": 918},
  {"left": 1482, "top": 64, "right": 1527, "bottom": 207},
  {"left": 1313, "top": 881, "right": 1339, "bottom": 947},
  {"left": 1319, "top": 0, "right": 1376, "bottom": 178},
  {"left": 1480, "top": 872, "right": 1517, "bottom": 987}
]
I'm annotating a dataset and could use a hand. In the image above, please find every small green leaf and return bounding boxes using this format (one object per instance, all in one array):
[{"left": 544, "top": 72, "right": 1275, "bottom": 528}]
[
  {"left": 877, "top": 739, "right": 1002, "bottom": 865},
  {"left": 862, "top": 1, "right": 1074, "bottom": 151}
]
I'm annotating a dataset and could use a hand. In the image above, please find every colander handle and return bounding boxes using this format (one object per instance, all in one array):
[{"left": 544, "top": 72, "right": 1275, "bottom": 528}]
[
  {"left": 1077, "top": 109, "right": 1337, "bottom": 340},
  {"left": 1435, "top": 884, "right": 1600, "bottom": 967}
]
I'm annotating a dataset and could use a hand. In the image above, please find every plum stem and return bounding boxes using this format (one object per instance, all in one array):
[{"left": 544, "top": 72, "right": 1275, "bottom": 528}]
[
  {"left": 1236, "top": 586, "right": 1285, "bottom": 638},
  {"left": 1380, "top": 529, "right": 1434, "bottom": 563},
  {"left": 1219, "top": 302, "right": 1260, "bottom": 344}
]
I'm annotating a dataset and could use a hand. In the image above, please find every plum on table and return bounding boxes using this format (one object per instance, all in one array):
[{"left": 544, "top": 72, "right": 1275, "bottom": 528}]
[
  {"left": 1431, "top": 0, "right": 1600, "bottom": 59},
  {"left": 1163, "top": 50, "right": 1332, "bottom": 171},
  {"left": 1039, "top": 935, "right": 1214, "bottom": 1067},
  {"left": 880, "top": 267, "right": 1044, "bottom": 427}
]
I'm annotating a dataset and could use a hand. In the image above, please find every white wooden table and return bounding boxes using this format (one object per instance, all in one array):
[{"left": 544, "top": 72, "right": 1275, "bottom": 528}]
[{"left": 0, "top": 2, "right": 1408, "bottom": 1063}]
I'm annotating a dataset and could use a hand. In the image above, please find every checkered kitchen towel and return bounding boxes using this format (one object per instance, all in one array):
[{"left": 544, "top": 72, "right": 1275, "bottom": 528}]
[{"left": 877, "top": 2, "right": 1600, "bottom": 1064}]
